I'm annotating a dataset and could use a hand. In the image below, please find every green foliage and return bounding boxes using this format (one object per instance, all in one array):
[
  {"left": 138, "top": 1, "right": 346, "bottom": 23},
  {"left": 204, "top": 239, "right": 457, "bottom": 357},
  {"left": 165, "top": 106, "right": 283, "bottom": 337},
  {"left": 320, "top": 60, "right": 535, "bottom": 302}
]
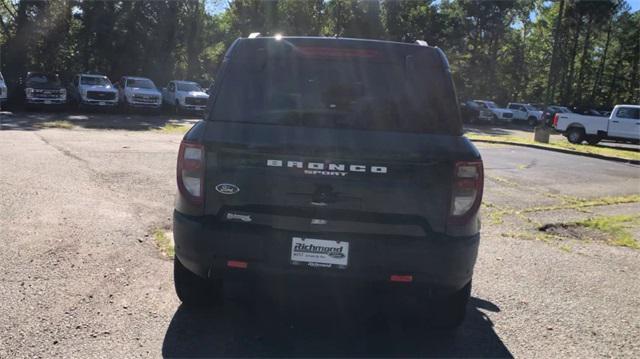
[{"left": 0, "top": 0, "right": 637, "bottom": 108}]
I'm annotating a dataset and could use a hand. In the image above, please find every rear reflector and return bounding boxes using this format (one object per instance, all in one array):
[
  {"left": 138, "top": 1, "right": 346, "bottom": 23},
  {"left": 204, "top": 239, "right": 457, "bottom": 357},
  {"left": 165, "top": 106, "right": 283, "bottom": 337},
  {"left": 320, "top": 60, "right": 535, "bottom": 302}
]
[
  {"left": 390, "top": 275, "right": 413, "bottom": 283},
  {"left": 552, "top": 113, "right": 560, "bottom": 128},
  {"left": 227, "top": 260, "right": 248, "bottom": 269}
]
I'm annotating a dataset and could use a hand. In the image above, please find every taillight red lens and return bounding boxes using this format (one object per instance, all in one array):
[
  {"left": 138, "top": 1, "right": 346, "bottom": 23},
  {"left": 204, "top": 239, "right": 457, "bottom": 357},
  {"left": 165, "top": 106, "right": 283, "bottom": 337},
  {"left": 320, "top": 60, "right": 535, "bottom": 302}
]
[
  {"left": 552, "top": 113, "right": 559, "bottom": 127},
  {"left": 177, "top": 141, "right": 205, "bottom": 205},
  {"left": 448, "top": 161, "right": 483, "bottom": 224}
]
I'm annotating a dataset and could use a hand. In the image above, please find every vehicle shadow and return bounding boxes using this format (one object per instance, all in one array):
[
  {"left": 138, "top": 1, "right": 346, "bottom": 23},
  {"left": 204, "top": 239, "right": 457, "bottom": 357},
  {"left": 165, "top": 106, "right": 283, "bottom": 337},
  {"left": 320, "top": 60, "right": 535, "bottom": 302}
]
[
  {"left": 161, "top": 292, "right": 512, "bottom": 358},
  {"left": 0, "top": 110, "right": 201, "bottom": 131}
]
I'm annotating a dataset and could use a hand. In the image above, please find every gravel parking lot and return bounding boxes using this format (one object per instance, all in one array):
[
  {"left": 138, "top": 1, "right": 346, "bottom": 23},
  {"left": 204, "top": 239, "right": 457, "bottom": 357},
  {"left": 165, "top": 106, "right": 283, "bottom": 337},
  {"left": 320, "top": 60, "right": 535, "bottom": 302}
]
[{"left": 1, "top": 112, "right": 639, "bottom": 358}]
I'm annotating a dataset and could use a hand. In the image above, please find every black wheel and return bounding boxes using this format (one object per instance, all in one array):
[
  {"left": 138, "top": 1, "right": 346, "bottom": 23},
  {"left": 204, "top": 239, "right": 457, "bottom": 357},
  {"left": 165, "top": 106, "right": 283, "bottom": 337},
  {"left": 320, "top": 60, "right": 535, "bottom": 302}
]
[
  {"left": 586, "top": 135, "right": 601, "bottom": 145},
  {"left": 527, "top": 116, "right": 537, "bottom": 127},
  {"left": 567, "top": 127, "right": 585, "bottom": 144},
  {"left": 491, "top": 114, "right": 498, "bottom": 125},
  {"left": 429, "top": 281, "right": 472, "bottom": 329},
  {"left": 174, "top": 256, "right": 222, "bottom": 306}
]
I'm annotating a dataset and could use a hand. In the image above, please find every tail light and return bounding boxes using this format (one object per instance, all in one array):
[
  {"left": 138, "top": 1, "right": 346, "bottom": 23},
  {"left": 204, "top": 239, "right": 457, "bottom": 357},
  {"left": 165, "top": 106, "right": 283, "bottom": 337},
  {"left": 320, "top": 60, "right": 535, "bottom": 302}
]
[
  {"left": 177, "top": 141, "right": 205, "bottom": 205},
  {"left": 448, "top": 161, "right": 483, "bottom": 225},
  {"left": 552, "top": 113, "right": 559, "bottom": 127}
]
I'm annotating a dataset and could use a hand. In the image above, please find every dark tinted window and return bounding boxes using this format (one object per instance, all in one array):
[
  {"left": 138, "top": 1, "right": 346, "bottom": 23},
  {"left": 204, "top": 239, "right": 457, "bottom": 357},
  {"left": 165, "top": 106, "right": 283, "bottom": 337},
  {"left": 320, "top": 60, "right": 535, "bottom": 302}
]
[
  {"left": 211, "top": 40, "right": 461, "bottom": 134},
  {"left": 616, "top": 107, "right": 639, "bottom": 119}
]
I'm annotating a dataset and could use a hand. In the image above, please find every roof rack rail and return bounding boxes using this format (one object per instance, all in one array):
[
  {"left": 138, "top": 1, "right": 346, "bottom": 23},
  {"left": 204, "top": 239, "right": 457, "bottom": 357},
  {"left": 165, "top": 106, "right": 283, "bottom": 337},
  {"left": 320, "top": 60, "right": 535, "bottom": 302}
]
[
  {"left": 415, "top": 40, "right": 429, "bottom": 46},
  {"left": 248, "top": 32, "right": 261, "bottom": 39}
]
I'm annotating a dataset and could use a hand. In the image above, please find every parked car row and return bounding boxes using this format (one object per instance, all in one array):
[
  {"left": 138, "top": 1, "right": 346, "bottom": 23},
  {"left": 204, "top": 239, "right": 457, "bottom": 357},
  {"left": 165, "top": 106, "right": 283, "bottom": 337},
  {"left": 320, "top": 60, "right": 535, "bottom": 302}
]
[
  {"left": 460, "top": 99, "right": 623, "bottom": 130},
  {"left": 3, "top": 71, "right": 210, "bottom": 113}
]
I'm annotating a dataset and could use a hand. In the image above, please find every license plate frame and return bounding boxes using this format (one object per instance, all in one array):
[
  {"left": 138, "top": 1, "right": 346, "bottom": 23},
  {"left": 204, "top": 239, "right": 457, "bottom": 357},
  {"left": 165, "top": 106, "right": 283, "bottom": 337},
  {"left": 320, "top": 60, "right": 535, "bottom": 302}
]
[{"left": 290, "top": 237, "right": 349, "bottom": 269}]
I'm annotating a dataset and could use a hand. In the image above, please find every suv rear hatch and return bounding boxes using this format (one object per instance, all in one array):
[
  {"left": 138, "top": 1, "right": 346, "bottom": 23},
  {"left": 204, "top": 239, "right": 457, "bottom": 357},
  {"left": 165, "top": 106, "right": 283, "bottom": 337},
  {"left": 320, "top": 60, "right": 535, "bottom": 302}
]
[{"left": 202, "top": 38, "right": 480, "bottom": 236}]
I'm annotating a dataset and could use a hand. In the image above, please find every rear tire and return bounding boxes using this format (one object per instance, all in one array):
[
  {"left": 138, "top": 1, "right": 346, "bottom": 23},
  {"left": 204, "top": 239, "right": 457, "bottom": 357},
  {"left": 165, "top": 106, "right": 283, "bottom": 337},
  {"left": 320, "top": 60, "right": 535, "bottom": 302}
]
[
  {"left": 429, "top": 281, "right": 472, "bottom": 329},
  {"left": 174, "top": 256, "right": 222, "bottom": 306},
  {"left": 567, "top": 127, "right": 585, "bottom": 144},
  {"left": 527, "top": 116, "right": 537, "bottom": 127}
]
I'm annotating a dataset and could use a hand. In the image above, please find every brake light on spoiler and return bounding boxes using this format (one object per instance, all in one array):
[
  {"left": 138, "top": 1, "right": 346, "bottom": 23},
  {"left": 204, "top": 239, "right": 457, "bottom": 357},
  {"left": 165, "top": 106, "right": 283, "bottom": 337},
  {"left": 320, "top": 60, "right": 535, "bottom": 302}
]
[{"left": 448, "top": 161, "right": 483, "bottom": 225}]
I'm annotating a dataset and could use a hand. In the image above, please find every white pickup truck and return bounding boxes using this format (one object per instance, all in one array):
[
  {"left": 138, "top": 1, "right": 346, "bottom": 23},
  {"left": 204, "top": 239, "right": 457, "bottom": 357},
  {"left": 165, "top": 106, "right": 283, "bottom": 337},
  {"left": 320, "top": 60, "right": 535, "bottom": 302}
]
[
  {"left": 553, "top": 104, "right": 640, "bottom": 144},
  {"left": 161, "top": 80, "right": 209, "bottom": 113}
]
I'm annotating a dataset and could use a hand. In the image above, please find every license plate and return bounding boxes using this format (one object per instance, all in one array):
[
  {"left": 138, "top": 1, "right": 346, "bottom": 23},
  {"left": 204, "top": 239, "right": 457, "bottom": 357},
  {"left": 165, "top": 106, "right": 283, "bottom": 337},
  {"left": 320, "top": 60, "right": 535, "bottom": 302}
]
[
  {"left": 44, "top": 100, "right": 52, "bottom": 104},
  {"left": 291, "top": 237, "right": 349, "bottom": 268},
  {"left": 99, "top": 101, "right": 106, "bottom": 106}
]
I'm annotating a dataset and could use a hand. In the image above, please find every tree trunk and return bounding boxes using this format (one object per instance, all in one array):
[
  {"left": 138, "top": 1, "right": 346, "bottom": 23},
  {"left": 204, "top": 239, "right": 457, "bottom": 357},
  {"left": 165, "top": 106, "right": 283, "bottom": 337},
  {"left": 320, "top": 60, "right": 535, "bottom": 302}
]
[
  {"left": 575, "top": 15, "right": 594, "bottom": 105},
  {"left": 590, "top": 17, "right": 613, "bottom": 104},
  {"left": 546, "top": 0, "right": 565, "bottom": 103},
  {"left": 562, "top": 13, "right": 582, "bottom": 105},
  {"left": 186, "top": 0, "right": 203, "bottom": 79}
]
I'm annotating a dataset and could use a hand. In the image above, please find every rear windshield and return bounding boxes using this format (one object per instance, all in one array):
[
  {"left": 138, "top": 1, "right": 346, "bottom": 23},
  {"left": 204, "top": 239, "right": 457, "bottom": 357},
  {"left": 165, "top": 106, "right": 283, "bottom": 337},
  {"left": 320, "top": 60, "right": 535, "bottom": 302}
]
[
  {"left": 27, "top": 73, "right": 61, "bottom": 86},
  {"left": 211, "top": 41, "right": 461, "bottom": 134}
]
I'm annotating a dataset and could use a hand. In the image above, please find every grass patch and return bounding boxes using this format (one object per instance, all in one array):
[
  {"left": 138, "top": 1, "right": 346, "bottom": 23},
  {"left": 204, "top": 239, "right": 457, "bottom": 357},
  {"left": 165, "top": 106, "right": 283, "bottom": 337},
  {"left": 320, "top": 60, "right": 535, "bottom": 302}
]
[
  {"left": 155, "top": 123, "right": 190, "bottom": 134},
  {"left": 576, "top": 215, "right": 640, "bottom": 249},
  {"left": 540, "top": 215, "right": 640, "bottom": 249},
  {"left": 34, "top": 120, "right": 74, "bottom": 129},
  {"left": 523, "top": 194, "right": 640, "bottom": 213},
  {"left": 466, "top": 133, "right": 640, "bottom": 161},
  {"left": 153, "top": 228, "right": 175, "bottom": 258}
]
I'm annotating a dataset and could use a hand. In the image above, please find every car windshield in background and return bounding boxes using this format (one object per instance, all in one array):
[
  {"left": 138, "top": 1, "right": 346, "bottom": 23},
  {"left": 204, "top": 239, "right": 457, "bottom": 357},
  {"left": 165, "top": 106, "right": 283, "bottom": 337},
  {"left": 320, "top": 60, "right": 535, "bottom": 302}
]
[
  {"left": 26, "top": 74, "right": 61, "bottom": 86},
  {"left": 525, "top": 105, "right": 538, "bottom": 111},
  {"left": 485, "top": 102, "right": 497, "bottom": 108},
  {"left": 177, "top": 82, "right": 202, "bottom": 92},
  {"left": 82, "top": 76, "right": 110, "bottom": 86},
  {"left": 127, "top": 79, "right": 155, "bottom": 89},
  {"left": 212, "top": 47, "right": 459, "bottom": 134}
]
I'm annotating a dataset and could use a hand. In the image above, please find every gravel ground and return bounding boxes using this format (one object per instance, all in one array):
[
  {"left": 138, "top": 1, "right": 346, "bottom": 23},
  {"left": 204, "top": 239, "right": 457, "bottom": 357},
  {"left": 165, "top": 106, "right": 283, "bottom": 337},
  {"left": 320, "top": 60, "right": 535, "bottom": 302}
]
[{"left": 1, "top": 113, "right": 639, "bottom": 358}]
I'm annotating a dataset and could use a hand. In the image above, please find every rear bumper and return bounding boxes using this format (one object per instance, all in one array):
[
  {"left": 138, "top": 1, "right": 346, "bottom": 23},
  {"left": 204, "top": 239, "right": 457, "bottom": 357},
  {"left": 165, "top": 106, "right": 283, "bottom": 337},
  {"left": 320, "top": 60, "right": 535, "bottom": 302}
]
[{"left": 173, "top": 210, "right": 479, "bottom": 296}]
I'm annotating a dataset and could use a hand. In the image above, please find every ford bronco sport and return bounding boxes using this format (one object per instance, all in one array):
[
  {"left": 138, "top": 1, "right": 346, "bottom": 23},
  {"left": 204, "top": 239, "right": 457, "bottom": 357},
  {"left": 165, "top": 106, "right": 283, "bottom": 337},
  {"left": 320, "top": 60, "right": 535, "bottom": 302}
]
[{"left": 172, "top": 36, "right": 483, "bottom": 328}]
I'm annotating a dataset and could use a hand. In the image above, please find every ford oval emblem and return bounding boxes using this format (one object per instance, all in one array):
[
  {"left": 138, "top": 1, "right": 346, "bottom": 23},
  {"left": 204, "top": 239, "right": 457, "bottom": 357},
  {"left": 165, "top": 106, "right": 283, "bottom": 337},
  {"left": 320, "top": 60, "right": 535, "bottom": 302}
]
[{"left": 215, "top": 183, "right": 240, "bottom": 195}]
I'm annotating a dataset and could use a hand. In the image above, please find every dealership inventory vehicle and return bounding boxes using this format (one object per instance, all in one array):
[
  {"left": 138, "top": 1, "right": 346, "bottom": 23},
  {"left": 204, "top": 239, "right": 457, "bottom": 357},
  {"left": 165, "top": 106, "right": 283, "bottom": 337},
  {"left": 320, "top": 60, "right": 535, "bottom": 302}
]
[
  {"left": 460, "top": 100, "right": 492, "bottom": 123},
  {"left": 162, "top": 80, "right": 209, "bottom": 113},
  {"left": 542, "top": 105, "right": 573, "bottom": 126},
  {"left": 116, "top": 76, "right": 162, "bottom": 110},
  {"left": 69, "top": 73, "right": 118, "bottom": 108},
  {"left": 172, "top": 36, "right": 484, "bottom": 328},
  {"left": 0, "top": 72, "right": 6, "bottom": 109},
  {"left": 507, "top": 102, "right": 543, "bottom": 126},
  {"left": 473, "top": 100, "right": 513, "bottom": 123},
  {"left": 553, "top": 104, "right": 640, "bottom": 144},
  {"left": 23, "top": 72, "right": 67, "bottom": 107}
]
